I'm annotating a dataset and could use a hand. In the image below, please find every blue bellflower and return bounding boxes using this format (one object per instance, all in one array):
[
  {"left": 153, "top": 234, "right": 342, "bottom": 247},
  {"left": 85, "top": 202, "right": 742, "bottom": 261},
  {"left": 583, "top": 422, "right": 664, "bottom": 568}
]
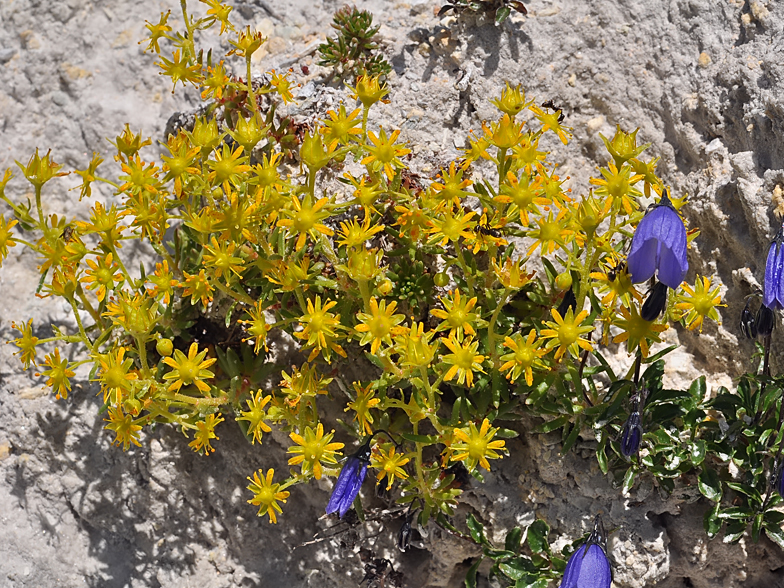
[
  {"left": 620, "top": 388, "right": 646, "bottom": 458},
  {"left": 763, "top": 224, "right": 784, "bottom": 310},
  {"left": 326, "top": 437, "right": 372, "bottom": 518},
  {"left": 627, "top": 191, "right": 688, "bottom": 289},
  {"left": 560, "top": 516, "right": 612, "bottom": 588}
]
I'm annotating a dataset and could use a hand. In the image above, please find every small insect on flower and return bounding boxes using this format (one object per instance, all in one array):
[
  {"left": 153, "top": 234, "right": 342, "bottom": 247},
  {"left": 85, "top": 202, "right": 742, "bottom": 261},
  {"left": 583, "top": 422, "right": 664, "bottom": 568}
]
[
  {"left": 560, "top": 515, "right": 612, "bottom": 588},
  {"left": 763, "top": 223, "right": 784, "bottom": 310},
  {"left": 620, "top": 387, "right": 647, "bottom": 458},
  {"left": 627, "top": 190, "right": 688, "bottom": 289},
  {"left": 326, "top": 435, "right": 374, "bottom": 518}
]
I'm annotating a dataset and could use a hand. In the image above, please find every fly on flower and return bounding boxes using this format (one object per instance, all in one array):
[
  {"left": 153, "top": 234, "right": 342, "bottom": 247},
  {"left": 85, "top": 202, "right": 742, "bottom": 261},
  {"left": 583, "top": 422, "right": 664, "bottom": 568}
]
[
  {"left": 560, "top": 515, "right": 612, "bottom": 588},
  {"left": 627, "top": 190, "right": 688, "bottom": 289}
]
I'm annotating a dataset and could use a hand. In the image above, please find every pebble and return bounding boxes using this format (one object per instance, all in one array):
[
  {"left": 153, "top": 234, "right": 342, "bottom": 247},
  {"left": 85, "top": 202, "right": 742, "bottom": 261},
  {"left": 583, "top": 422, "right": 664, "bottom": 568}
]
[
  {"left": 52, "top": 91, "right": 69, "bottom": 106},
  {"left": 698, "top": 52, "right": 711, "bottom": 67},
  {"left": 0, "top": 48, "right": 15, "bottom": 63}
]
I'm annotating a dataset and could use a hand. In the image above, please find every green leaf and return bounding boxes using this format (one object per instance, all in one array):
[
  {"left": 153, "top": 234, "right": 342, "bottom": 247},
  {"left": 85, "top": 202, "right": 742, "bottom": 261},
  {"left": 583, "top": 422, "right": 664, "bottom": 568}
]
[
  {"left": 561, "top": 420, "right": 581, "bottom": 455},
  {"left": 622, "top": 467, "right": 637, "bottom": 494},
  {"left": 698, "top": 467, "right": 722, "bottom": 502},
  {"left": 526, "top": 519, "right": 550, "bottom": 554},
  {"left": 465, "top": 556, "right": 483, "bottom": 588},
  {"left": 752, "top": 513, "right": 763, "bottom": 543},
  {"left": 495, "top": 428, "right": 520, "bottom": 439},
  {"left": 495, "top": 5, "right": 511, "bottom": 24},
  {"left": 401, "top": 433, "right": 438, "bottom": 444},
  {"left": 690, "top": 440, "right": 706, "bottom": 466},
  {"left": 723, "top": 520, "right": 746, "bottom": 543},
  {"left": 499, "top": 560, "right": 526, "bottom": 581},
  {"left": 765, "top": 523, "right": 784, "bottom": 550},
  {"left": 596, "top": 438, "right": 609, "bottom": 475},
  {"left": 725, "top": 482, "right": 762, "bottom": 506},
  {"left": 466, "top": 513, "right": 491, "bottom": 546},
  {"left": 704, "top": 503, "right": 721, "bottom": 538},
  {"left": 717, "top": 507, "right": 753, "bottom": 520},
  {"left": 505, "top": 527, "right": 523, "bottom": 553}
]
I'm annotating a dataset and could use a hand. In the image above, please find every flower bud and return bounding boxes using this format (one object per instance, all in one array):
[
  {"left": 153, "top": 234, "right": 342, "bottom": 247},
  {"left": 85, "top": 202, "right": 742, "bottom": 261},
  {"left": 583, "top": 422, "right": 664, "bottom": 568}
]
[
  {"left": 641, "top": 281, "right": 668, "bottom": 321},
  {"left": 739, "top": 299, "right": 757, "bottom": 339},
  {"left": 757, "top": 304, "right": 775, "bottom": 337},
  {"left": 156, "top": 338, "right": 174, "bottom": 357}
]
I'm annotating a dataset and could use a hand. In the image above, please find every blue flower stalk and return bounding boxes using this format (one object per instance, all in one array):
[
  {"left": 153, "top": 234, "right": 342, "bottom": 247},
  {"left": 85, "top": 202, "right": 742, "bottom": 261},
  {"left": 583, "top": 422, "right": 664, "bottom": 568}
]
[
  {"left": 627, "top": 190, "right": 688, "bottom": 320},
  {"left": 560, "top": 515, "right": 612, "bottom": 588}
]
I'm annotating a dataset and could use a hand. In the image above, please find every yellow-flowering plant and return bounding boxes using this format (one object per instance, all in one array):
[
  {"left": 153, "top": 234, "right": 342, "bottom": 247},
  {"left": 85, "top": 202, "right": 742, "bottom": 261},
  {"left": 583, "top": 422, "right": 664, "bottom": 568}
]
[{"left": 14, "top": 4, "right": 783, "bottom": 584}]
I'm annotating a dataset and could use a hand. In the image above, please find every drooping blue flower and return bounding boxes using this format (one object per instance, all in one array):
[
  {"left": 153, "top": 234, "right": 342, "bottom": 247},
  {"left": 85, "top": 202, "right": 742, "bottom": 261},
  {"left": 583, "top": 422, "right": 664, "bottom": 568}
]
[
  {"left": 560, "top": 516, "right": 612, "bottom": 588},
  {"left": 627, "top": 191, "right": 688, "bottom": 289},
  {"left": 326, "top": 438, "right": 372, "bottom": 518},
  {"left": 763, "top": 224, "right": 784, "bottom": 310},
  {"left": 620, "top": 389, "right": 645, "bottom": 458}
]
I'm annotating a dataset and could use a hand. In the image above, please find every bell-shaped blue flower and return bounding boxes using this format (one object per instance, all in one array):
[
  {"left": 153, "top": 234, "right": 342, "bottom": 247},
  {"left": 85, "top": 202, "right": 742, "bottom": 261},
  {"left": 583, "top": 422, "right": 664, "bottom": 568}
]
[
  {"left": 326, "top": 438, "right": 372, "bottom": 518},
  {"left": 560, "top": 516, "right": 612, "bottom": 588},
  {"left": 627, "top": 191, "right": 688, "bottom": 289},
  {"left": 620, "top": 388, "right": 645, "bottom": 458},
  {"left": 763, "top": 224, "right": 784, "bottom": 310}
]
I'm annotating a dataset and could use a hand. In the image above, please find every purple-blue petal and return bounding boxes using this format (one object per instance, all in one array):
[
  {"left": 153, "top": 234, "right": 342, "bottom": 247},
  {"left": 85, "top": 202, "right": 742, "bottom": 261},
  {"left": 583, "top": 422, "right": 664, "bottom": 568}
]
[
  {"left": 776, "top": 243, "right": 784, "bottom": 309},
  {"left": 560, "top": 543, "right": 612, "bottom": 588},
  {"left": 620, "top": 414, "right": 642, "bottom": 458},
  {"left": 628, "top": 204, "right": 688, "bottom": 286},
  {"left": 763, "top": 242, "right": 779, "bottom": 308},
  {"left": 326, "top": 456, "right": 368, "bottom": 517}
]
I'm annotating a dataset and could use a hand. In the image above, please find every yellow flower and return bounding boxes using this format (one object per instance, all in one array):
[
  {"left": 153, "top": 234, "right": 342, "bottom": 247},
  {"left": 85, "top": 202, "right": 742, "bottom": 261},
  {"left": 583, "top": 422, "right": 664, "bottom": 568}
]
[
  {"left": 612, "top": 304, "right": 668, "bottom": 358},
  {"left": 0, "top": 215, "right": 19, "bottom": 265},
  {"left": 295, "top": 295, "right": 346, "bottom": 363},
  {"left": 540, "top": 308, "right": 594, "bottom": 361},
  {"left": 264, "top": 256, "right": 315, "bottom": 292},
  {"left": 349, "top": 74, "right": 389, "bottom": 108},
  {"left": 510, "top": 132, "right": 548, "bottom": 171},
  {"left": 370, "top": 445, "right": 410, "bottom": 490},
  {"left": 441, "top": 334, "right": 486, "bottom": 388},
  {"left": 179, "top": 269, "right": 215, "bottom": 310},
  {"left": 426, "top": 207, "right": 476, "bottom": 247},
  {"left": 346, "top": 382, "right": 381, "bottom": 435},
  {"left": 482, "top": 114, "right": 524, "bottom": 149},
  {"left": 278, "top": 363, "right": 333, "bottom": 409},
  {"left": 96, "top": 346, "right": 138, "bottom": 405},
  {"left": 104, "top": 406, "right": 143, "bottom": 450},
  {"left": 492, "top": 257, "right": 534, "bottom": 290},
  {"left": 676, "top": 275, "right": 724, "bottom": 332},
  {"left": 239, "top": 300, "right": 271, "bottom": 353},
  {"left": 83, "top": 252, "right": 124, "bottom": 302},
  {"left": 269, "top": 70, "right": 295, "bottom": 103},
  {"left": 202, "top": 236, "right": 245, "bottom": 280},
  {"left": 395, "top": 321, "right": 439, "bottom": 370},
  {"left": 37, "top": 348, "right": 75, "bottom": 400},
  {"left": 162, "top": 342, "right": 217, "bottom": 393},
  {"left": 142, "top": 11, "right": 172, "bottom": 54},
  {"left": 500, "top": 329, "right": 547, "bottom": 386},
  {"left": 449, "top": 418, "right": 507, "bottom": 471},
  {"left": 337, "top": 215, "right": 385, "bottom": 249},
  {"left": 146, "top": 259, "right": 176, "bottom": 304},
  {"left": 589, "top": 163, "right": 643, "bottom": 215},
  {"left": 321, "top": 104, "right": 363, "bottom": 149},
  {"left": 361, "top": 127, "right": 411, "bottom": 180},
  {"left": 247, "top": 469, "right": 290, "bottom": 523},
  {"left": 530, "top": 103, "right": 572, "bottom": 144},
  {"left": 430, "top": 289, "right": 480, "bottom": 340},
  {"left": 189, "top": 414, "right": 225, "bottom": 455},
  {"left": 495, "top": 170, "right": 548, "bottom": 226},
  {"left": 526, "top": 209, "right": 573, "bottom": 256},
  {"left": 354, "top": 298, "right": 405, "bottom": 355},
  {"left": 430, "top": 162, "right": 473, "bottom": 208},
  {"left": 206, "top": 143, "right": 251, "bottom": 193},
  {"left": 277, "top": 194, "right": 334, "bottom": 251},
  {"left": 490, "top": 82, "right": 532, "bottom": 117},
  {"left": 287, "top": 423, "right": 344, "bottom": 480},
  {"left": 237, "top": 390, "right": 272, "bottom": 444},
  {"left": 600, "top": 125, "right": 650, "bottom": 167},
  {"left": 345, "top": 173, "right": 385, "bottom": 217},
  {"left": 10, "top": 319, "right": 39, "bottom": 369},
  {"left": 590, "top": 261, "right": 641, "bottom": 309}
]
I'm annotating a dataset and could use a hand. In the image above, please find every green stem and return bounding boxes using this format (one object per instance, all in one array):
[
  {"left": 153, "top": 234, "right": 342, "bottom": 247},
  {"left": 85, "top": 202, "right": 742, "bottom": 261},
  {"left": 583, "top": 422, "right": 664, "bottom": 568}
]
[
  {"left": 488, "top": 287, "right": 512, "bottom": 370},
  {"left": 68, "top": 298, "right": 94, "bottom": 352},
  {"left": 455, "top": 246, "right": 476, "bottom": 298}
]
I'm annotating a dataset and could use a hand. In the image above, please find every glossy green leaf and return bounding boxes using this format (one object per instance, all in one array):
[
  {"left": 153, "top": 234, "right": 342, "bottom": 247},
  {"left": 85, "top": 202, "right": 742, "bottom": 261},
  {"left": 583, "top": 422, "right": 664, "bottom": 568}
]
[{"left": 698, "top": 467, "right": 722, "bottom": 502}]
